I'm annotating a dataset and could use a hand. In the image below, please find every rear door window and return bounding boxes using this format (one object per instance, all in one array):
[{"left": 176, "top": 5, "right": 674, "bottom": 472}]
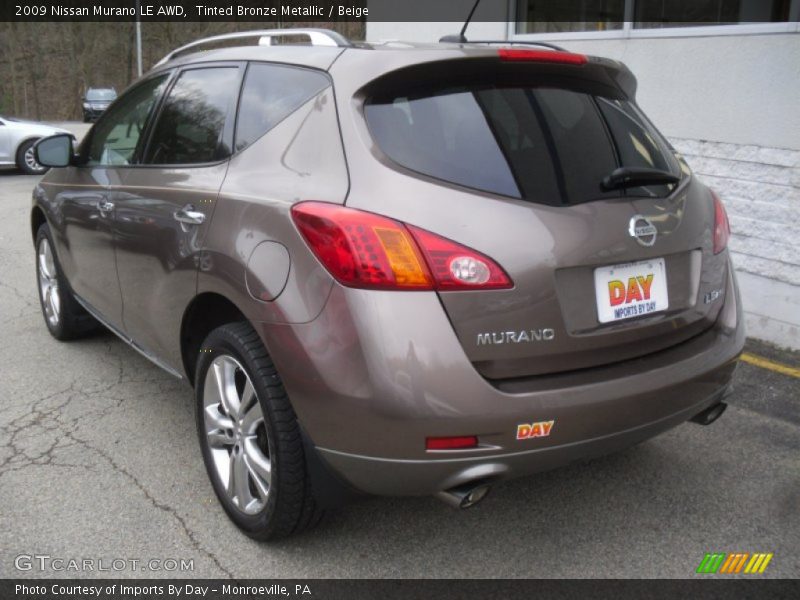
[
  {"left": 365, "top": 85, "right": 681, "bottom": 205},
  {"left": 144, "top": 67, "right": 240, "bottom": 165},
  {"left": 235, "top": 63, "right": 330, "bottom": 152}
]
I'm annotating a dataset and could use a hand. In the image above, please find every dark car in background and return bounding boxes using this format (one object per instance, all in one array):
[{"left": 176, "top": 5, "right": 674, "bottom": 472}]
[
  {"left": 82, "top": 87, "right": 117, "bottom": 122},
  {"left": 31, "top": 29, "right": 744, "bottom": 540}
]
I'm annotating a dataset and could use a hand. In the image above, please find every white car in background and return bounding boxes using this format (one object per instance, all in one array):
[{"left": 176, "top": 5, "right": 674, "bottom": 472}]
[{"left": 0, "top": 115, "right": 72, "bottom": 174}]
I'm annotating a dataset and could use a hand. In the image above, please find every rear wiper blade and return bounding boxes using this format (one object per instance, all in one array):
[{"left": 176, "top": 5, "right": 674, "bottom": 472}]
[{"left": 601, "top": 167, "right": 680, "bottom": 191}]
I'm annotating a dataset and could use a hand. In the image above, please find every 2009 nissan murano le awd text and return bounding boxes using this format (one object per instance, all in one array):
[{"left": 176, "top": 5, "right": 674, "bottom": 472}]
[{"left": 30, "top": 29, "right": 745, "bottom": 539}]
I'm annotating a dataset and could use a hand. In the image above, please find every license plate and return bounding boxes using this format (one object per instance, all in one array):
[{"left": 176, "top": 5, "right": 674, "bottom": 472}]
[{"left": 594, "top": 258, "right": 668, "bottom": 323}]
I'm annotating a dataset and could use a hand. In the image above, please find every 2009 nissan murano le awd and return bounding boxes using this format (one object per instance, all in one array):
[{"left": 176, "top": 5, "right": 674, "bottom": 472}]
[{"left": 30, "top": 29, "right": 744, "bottom": 539}]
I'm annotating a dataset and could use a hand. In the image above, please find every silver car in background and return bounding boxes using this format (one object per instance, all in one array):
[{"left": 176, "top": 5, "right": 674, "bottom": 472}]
[{"left": 0, "top": 115, "right": 71, "bottom": 174}]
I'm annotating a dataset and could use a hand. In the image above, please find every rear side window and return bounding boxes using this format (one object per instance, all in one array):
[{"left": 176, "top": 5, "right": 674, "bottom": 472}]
[
  {"left": 144, "top": 67, "right": 240, "bottom": 165},
  {"left": 365, "top": 86, "right": 680, "bottom": 205},
  {"left": 235, "top": 63, "right": 330, "bottom": 152}
]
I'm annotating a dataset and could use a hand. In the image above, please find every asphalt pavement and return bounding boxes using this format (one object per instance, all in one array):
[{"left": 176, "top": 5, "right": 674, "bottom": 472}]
[{"left": 0, "top": 127, "right": 798, "bottom": 578}]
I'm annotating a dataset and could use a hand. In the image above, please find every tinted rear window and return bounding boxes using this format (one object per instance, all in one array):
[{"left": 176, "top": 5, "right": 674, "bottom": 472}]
[
  {"left": 86, "top": 89, "right": 117, "bottom": 101},
  {"left": 365, "top": 86, "right": 680, "bottom": 205}
]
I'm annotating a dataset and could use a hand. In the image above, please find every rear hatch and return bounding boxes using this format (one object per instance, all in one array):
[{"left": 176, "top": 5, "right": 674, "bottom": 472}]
[{"left": 351, "top": 49, "right": 728, "bottom": 379}]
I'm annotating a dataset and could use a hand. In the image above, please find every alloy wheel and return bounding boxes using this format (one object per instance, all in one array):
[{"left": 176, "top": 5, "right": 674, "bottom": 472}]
[
  {"left": 24, "top": 145, "right": 46, "bottom": 173},
  {"left": 37, "top": 237, "right": 61, "bottom": 327},
  {"left": 203, "top": 355, "right": 272, "bottom": 515}
]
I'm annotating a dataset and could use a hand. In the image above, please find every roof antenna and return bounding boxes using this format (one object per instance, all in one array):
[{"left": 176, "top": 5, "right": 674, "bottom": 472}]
[{"left": 439, "top": 0, "right": 482, "bottom": 43}]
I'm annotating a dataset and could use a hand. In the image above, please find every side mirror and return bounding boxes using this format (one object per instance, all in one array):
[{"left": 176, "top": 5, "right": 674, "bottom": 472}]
[{"left": 34, "top": 134, "right": 75, "bottom": 168}]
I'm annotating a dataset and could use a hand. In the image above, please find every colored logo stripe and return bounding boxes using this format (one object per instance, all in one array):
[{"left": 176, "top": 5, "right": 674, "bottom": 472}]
[
  {"left": 697, "top": 553, "right": 726, "bottom": 574},
  {"left": 745, "top": 553, "right": 773, "bottom": 574},
  {"left": 719, "top": 553, "right": 748, "bottom": 573},
  {"left": 696, "top": 553, "right": 773, "bottom": 574}
]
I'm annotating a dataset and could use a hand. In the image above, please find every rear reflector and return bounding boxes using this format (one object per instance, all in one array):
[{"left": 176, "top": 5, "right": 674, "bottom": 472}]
[
  {"left": 711, "top": 190, "right": 731, "bottom": 255},
  {"left": 498, "top": 48, "right": 587, "bottom": 65},
  {"left": 291, "top": 202, "right": 513, "bottom": 291},
  {"left": 426, "top": 436, "right": 479, "bottom": 450}
]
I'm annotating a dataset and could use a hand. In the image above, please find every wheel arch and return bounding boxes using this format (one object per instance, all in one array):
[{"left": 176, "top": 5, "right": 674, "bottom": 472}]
[
  {"left": 180, "top": 292, "right": 251, "bottom": 386},
  {"left": 15, "top": 135, "right": 42, "bottom": 161},
  {"left": 31, "top": 205, "right": 47, "bottom": 244}
]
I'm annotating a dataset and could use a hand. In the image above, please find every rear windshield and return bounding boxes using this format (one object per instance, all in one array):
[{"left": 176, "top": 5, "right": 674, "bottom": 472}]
[
  {"left": 86, "top": 89, "right": 117, "bottom": 101},
  {"left": 365, "top": 86, "right": 681, "bottom": 205}
]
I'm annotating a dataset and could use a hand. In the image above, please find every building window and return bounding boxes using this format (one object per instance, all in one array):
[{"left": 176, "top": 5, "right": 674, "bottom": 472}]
[
  {"left": 515, "top": 0, "right": 794, "bottom": 34},
  {"left": 516, "top": 0, "right": 625, "bottom": 34},
  {"left": 634, "top": 0, "right": 792, "bottom": 28}
]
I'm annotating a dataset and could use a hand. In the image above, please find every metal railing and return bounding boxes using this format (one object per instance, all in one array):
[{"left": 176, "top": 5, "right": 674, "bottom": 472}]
[{"left": 155, "top": 29, "right": 351, "bottom": 66}]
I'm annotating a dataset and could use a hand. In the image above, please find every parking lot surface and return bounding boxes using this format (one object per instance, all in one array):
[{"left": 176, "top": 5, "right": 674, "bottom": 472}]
[{"left": 0, "top": 129, "right": 798, "bottom": 578}]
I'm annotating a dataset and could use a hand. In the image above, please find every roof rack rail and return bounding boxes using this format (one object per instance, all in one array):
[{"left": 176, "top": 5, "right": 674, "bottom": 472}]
[
  {"left": 155, "top": 28, "right": 351, "bottom": 66},
  {"left": 440, "top": 38, "right": 568, "bottom": 52}
]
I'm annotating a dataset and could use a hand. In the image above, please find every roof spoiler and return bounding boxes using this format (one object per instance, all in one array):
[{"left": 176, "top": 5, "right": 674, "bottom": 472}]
[
  {"left": 362, "top": 52, "right": 638, "bottom": 102},
  {"left": 440, "top": 38, "right": 568, "bottom": 52}
]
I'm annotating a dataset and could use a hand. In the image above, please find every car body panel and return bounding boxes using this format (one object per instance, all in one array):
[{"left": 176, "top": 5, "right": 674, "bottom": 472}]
[
  {"left": 198, "top": 86, "right": 348, "bottom": 327},
  {"left": 37, "top": 166, "right": 125, "bottom": 329},
  {"left": 114, "top": 164, "right": 229, "bottom": 371}
]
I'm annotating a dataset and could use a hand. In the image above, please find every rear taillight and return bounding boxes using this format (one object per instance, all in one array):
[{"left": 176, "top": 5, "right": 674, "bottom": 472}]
[
  {"left": 291, "top": 202, "right": 512, "bottom": 291},
  {"left": 497, "top": 48, "right": 587, "bottom": 65},
  {"left": 406, "top": 225, "right": 512, "bottom": 290},
  {"left": 291, "top": 202, "right": 431, "bottom": 290},
  {"left": 711, "top": 190, "right": 731, "bottom": 254}
]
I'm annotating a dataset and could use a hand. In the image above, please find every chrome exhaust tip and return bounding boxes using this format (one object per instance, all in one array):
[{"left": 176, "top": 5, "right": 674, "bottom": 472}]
[
  {"left": 690, "top": 402, "right": 727, "bottom": 426},
  {"left": 434, "top": 482, "right": 491, "bottom": 509}
]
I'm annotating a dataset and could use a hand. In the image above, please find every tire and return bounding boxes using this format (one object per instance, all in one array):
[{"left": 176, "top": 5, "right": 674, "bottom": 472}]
[
  {"left": 35, "top": 223, "right": 99, "bottom": 340},
  {"left": 195, "top": 322, "right": 323, "bottom": 540},
  {"left": 17, "top": 139, "right": 48, "bottom": 175}
]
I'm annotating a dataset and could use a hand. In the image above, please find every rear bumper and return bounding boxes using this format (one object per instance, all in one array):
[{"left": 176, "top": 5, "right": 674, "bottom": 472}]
[
  {"left": 319, "top": 383, "right": 732, "bottom": 496},
  {"left": 318, "top": 375, "right": 733, "bottom": 496},
  {"left": 257, "top": 257, "right": 744, "bottom": 496}
]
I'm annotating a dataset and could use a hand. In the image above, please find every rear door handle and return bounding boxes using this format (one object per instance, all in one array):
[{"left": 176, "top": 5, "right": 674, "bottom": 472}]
[{"left": 173, "top": 204, "right": 206, "bottom": 226}]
